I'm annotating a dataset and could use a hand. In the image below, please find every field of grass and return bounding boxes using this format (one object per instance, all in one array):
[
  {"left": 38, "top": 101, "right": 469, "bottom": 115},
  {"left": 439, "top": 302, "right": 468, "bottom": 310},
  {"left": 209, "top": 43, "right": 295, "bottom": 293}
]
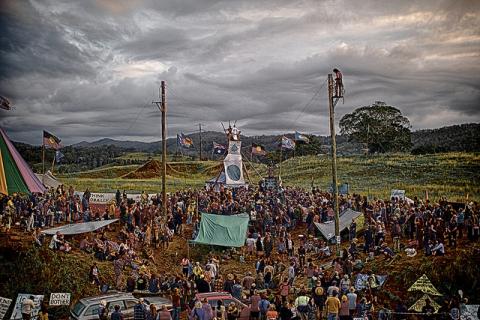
[{"left": 58, "top": 152, "right": 479, "bottom": 202}]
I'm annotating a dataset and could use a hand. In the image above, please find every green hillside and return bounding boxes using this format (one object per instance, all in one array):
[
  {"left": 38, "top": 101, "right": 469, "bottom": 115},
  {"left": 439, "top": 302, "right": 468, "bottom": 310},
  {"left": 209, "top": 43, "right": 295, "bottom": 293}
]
[{"left": 57, "top": 152, "right": 479, "bottom": 202}]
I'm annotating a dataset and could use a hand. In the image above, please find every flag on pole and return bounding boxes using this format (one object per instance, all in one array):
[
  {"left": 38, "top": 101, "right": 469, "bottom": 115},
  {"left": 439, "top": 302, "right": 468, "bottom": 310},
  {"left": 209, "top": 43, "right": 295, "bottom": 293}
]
[
  {"left": 295, "top": 131, "right": 310, "bottom": 143},
  {"left": 0, "top": 96, "right": 12, "bottom": 110},
  {"left": 213, "top": 142, "right": 226, "bottom": 155},
  {"left": 251, "top": 143, "right": 267, "bottom": 156},
  {"left": 55, "top": 150, "right": 65, "bottom": 163},
  {"left": 43, "top": 131, "right": 62, "bottom": 150},
  {"left": 281, "top": 136, "right": 296, "bottom": 150},
  {"left": 177, "top": 133, "right": 193, "bottom": 148}
]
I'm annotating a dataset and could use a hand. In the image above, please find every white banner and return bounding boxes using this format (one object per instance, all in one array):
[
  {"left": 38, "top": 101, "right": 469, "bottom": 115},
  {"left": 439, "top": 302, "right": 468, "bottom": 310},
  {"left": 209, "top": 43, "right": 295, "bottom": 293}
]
[
  {"left": 390, "top": 189, "right": 406, "bottom": 200},
  {"left": 74, "top": 192, "right": 157, "bottom": 204},
  {"left": 49, "top": 293, "right": 70, "bottom": 306},
  {"left": 0, "top": 297, "right": 12, "bottom": 320},
  {"left": 224, "top": 141, "right": 245, "bottom": 185},
  {"left": 10, "top": 294, "right": 43, "bottom": 320}
]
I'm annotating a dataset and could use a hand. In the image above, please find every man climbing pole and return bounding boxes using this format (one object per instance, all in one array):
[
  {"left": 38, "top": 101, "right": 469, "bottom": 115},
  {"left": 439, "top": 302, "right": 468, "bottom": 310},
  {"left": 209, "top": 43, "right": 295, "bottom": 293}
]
[{"left": 333, "top": 68, "right": 343, "bottom": 98}]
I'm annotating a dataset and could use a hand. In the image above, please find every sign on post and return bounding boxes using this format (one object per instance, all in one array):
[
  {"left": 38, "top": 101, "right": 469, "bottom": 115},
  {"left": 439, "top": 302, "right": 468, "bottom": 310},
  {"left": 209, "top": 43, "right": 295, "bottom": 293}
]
[
  {"left": 0, "top": 297, "right": 12, "bottom": 320},
  {"left": 9, "top": 294, "right": 43, "bottom": 320},
  {"left": 49, "top": 293, "right": 71, "bottom": 306},
  {"left": 390, "top": 189, "right": 406, "bottom": 200}
]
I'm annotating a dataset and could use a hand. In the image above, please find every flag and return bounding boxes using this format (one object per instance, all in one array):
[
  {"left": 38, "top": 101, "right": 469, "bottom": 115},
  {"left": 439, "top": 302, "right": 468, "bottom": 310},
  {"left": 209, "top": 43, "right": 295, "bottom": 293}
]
[
  {"left": 55, "top": 150, "right": 65, "bottom": 163},
  {"left": 295, "top": 131, "right": 310, "bottom": 143},
  {"left": 43, "top": 130, "right": 62, "bottom": 149},
  {"left": 251, "top": 143, "right": 267, "bottom": 156},
  {"left": 177, "top": 133, "right": 193, "bottom": 148},
  {"left": 0, "top": 96, "right": 12, "bottom": 110},
  {"left": 213, "top": 142, "right": 226, "bottom": 155},
  {"left": 281, "top": 136, "right": 295, "bottom": 150}
]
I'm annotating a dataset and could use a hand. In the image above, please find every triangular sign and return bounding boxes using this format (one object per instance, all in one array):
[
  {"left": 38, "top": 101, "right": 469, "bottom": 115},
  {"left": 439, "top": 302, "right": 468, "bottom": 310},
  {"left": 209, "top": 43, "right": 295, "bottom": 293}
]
[
  {"left": 408, "top": 294, "right": 441, "bottom": 312},
  {"left": 408, "top": 274, "right": 442, "bottom": 296}
]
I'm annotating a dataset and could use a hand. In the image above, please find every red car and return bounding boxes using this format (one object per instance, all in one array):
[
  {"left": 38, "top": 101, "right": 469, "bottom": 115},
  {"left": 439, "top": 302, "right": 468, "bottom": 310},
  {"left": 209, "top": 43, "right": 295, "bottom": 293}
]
[{"left": 194, "top": 292, "right": 251, "bottom": 320}]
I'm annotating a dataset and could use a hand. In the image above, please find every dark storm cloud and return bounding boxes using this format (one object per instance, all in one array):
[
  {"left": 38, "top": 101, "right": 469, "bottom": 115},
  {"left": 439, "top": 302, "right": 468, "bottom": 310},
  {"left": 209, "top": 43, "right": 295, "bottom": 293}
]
[{"left": 0, "top": 0, "right": 479, "bottom": 144}]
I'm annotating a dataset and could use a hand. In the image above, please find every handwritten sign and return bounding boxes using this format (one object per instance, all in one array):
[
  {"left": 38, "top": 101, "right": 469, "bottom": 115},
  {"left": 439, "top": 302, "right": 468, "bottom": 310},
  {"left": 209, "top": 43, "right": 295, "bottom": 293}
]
[
  {"left": 0, "top": 297, "right": 12, "bottom": 320},
  {"left": 49, "top": 293, "right": 70, "bottom": 306},
  {"left": 10, "top": 294, "right": 43, "bottom": 320}
]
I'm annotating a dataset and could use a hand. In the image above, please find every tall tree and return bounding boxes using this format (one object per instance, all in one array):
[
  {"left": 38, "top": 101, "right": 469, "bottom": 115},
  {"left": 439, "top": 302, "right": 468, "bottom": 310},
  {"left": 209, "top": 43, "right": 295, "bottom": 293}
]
[{"left": 339, "top": 101, "right": 412, "bottom": 153}]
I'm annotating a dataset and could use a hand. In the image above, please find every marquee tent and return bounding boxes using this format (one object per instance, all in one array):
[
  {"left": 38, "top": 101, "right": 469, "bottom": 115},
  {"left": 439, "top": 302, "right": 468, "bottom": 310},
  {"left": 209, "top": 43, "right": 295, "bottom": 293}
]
[
  {"left": 0, "top": 128, "right": 46, "bottom": 195},
  {"left": 314, "top": 208, "right": 362, "bottom": 240},
  {"left": 192, "top": 213, "right": 249, "bottom": 247},
  {"left": 35, "top": 170, "right": 62, "bottom": 189}
]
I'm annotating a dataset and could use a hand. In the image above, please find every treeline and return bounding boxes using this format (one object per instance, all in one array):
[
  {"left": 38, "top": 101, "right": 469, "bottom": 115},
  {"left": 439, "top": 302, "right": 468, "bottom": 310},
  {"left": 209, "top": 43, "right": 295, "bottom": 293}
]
[
  {"left": 13, "top": 143, "right": 136, "bottom": 173},
  {"left": 411, "top": 123, "right": 480, "bottom": 155}
]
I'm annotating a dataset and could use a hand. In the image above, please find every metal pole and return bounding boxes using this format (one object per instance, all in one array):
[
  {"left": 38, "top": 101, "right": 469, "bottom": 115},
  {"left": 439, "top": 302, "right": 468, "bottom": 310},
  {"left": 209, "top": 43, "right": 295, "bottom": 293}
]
[
  {"left": 328, "top": 73, "right": 340, "bottom": 256},
  {"left": 161, "top": 81, "right": 167, "bottom": 216}
]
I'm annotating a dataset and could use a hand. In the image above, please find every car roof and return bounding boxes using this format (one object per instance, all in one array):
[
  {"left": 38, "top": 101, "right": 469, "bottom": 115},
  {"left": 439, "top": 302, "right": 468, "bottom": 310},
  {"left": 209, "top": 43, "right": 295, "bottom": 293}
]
[
  {"left": 78, "top": 292, "right": 135, "bottom": 305},
  {"left": 196, "top": 292, "right": 232, "bottom": 299}
]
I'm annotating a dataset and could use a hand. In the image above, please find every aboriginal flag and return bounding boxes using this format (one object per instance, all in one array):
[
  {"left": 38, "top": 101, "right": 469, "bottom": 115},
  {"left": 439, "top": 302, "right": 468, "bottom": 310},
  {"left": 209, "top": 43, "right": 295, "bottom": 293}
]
[
  {"left": 43, "top": 130, "right": 62, "bottom": 149},
  {"left": 251, "top": 143, "right": 267, "bottom": 156}
]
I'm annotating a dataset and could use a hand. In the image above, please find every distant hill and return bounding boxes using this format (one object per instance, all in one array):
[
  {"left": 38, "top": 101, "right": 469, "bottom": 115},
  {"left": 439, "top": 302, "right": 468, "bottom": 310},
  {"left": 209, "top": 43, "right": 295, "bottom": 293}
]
[
  {"left": 411, "top": 123, "right": 480, "bottom": 154},
  {"left": 69, "top": 123, "right": 480, "bottom": 155},
  {"left": 12, "top": 123, "right": 480, "bottom": 173}
]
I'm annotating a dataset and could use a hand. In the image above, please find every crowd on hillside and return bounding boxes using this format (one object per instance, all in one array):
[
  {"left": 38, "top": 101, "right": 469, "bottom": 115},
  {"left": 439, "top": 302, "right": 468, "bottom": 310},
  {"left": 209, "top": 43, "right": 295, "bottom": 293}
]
[{"left": 0, "top": 182, "right": 479, "bottom": 320}]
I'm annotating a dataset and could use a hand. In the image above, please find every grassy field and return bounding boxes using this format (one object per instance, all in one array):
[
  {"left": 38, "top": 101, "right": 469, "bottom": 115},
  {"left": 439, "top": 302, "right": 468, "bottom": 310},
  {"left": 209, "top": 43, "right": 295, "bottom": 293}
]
[{"left": 58, "top": 152, "right": 480, "bottom": 202}]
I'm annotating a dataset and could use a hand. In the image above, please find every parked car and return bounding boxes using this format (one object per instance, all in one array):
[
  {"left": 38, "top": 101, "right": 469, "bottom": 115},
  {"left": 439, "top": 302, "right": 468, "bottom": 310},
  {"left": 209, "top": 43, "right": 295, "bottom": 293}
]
[
  {"left": 193, "top": 292, "right": 250, "bottom": 320},
  {"left": 70, "top": 291, "right": 172, "bottom": 320}
]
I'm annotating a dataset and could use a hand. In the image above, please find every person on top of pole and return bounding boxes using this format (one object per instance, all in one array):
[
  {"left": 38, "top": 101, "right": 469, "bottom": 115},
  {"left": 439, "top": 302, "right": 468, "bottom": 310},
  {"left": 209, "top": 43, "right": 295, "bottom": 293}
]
[{"left": 333, "top": 68, "right": 343, "bottom": 98}]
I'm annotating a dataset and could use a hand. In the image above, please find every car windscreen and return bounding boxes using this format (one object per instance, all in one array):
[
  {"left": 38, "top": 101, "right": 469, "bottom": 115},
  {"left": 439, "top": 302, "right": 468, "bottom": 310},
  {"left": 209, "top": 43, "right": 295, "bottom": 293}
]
[{"left": 71, "top": 301, "right": 86, "bottom": 317}]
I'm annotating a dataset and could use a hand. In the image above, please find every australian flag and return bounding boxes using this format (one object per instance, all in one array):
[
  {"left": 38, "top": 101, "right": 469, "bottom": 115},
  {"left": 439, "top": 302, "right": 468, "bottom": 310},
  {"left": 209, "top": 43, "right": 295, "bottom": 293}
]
[{"left": 213, "top": 141, "right": 226, "bottom": 155}]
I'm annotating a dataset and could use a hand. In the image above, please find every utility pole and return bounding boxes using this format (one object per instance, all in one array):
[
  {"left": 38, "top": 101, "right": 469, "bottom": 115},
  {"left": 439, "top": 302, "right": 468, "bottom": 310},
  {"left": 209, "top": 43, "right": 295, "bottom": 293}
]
[
  {"left": 198, "top": 123, "right": 203, "bottom": 161},
  {"left": 153, "top": 81, "right": 167, "bottom": 216},
  {"left": 328, "top": 73, "right": 340, "bottom": 256}
]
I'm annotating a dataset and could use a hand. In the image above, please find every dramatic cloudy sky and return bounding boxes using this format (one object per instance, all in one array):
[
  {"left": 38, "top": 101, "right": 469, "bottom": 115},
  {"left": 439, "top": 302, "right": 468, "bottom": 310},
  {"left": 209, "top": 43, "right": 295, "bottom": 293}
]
[{"left": 0, "top": 0, "right": 479, "bottom": 145}]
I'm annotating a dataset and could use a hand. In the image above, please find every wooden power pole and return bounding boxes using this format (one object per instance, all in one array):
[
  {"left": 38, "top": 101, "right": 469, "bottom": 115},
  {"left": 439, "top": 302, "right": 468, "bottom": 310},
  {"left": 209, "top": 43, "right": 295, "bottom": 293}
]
[
  {"left": 199, "top": 123, "right": 203, "bottom": 161},
  {"left": 328, "top": 73, "right": 341, "bottom": 256},
  {"left": 153, "top": 81, "right": 167, "bottom": 216}
]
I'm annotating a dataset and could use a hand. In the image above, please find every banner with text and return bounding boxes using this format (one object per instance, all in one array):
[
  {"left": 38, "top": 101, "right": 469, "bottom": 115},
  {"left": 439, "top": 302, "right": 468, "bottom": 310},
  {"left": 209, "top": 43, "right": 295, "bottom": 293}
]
[
  {"left": 49, "top": 293, "right": 70, "bottom": 306},
  {"left": 10, "top": 294, "right": 43, "bottom": 320}
]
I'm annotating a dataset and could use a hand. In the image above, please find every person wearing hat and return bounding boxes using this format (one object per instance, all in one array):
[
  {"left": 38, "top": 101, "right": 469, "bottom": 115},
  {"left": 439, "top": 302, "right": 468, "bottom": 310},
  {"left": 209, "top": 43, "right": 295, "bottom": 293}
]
[
  {"left": 339, "top": 295, "right": 350, "bottom": 320},
  {"left": 312, "top": 281, "right": 325, "bottom": 318},
  {"left": 347, "top": 287, "right": 357, "bottom": 317}
]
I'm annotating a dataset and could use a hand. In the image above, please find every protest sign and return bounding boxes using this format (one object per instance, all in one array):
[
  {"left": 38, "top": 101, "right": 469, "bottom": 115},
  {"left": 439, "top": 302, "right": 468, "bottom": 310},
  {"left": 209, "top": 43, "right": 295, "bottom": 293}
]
[
  {"left": 408, "top": 274, "right": 442, "bottom": 296},
  {"left": 354, "top": 274, "right": 388, "bottom": 291},
  {"left": 461, "top": 305, "right": 479, "bottom": 320},
  {"left": 49, "top": 293, "right": 70, "bottom": 306},
  {"left": 391, "top": 189, "right": 406, "bottom": 200},
  {"left": 9, "top": 294, "right": 43, "bottom": 320},
  {"left": 0, "top": 297, "right": 12, "bottom": 320}
]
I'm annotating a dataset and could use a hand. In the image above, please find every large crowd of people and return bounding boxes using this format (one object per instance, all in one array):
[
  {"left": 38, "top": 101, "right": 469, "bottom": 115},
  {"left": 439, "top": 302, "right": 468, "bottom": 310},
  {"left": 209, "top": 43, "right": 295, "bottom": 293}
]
[{"left": 0, "top": 182, "right": 478, "bottom": 320}]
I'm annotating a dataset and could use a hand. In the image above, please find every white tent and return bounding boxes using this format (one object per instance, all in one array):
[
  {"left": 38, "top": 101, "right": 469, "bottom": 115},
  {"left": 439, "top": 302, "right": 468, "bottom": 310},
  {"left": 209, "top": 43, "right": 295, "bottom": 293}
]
[{"left": 35, "top": 170, "right": 62, "bottom": 189}]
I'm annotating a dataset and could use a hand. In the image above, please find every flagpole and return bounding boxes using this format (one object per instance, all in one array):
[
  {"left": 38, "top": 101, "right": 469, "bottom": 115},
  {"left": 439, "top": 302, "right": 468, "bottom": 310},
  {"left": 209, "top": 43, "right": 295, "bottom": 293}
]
[
  {"left": 279, "top": 139, "right": 283, "bottom": 179},
  {"left": 42, "top": 144, "right": 46, "bottom": 184},
  {"left": 50, "top": 152, "right": 56, "bottom": 174}
]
